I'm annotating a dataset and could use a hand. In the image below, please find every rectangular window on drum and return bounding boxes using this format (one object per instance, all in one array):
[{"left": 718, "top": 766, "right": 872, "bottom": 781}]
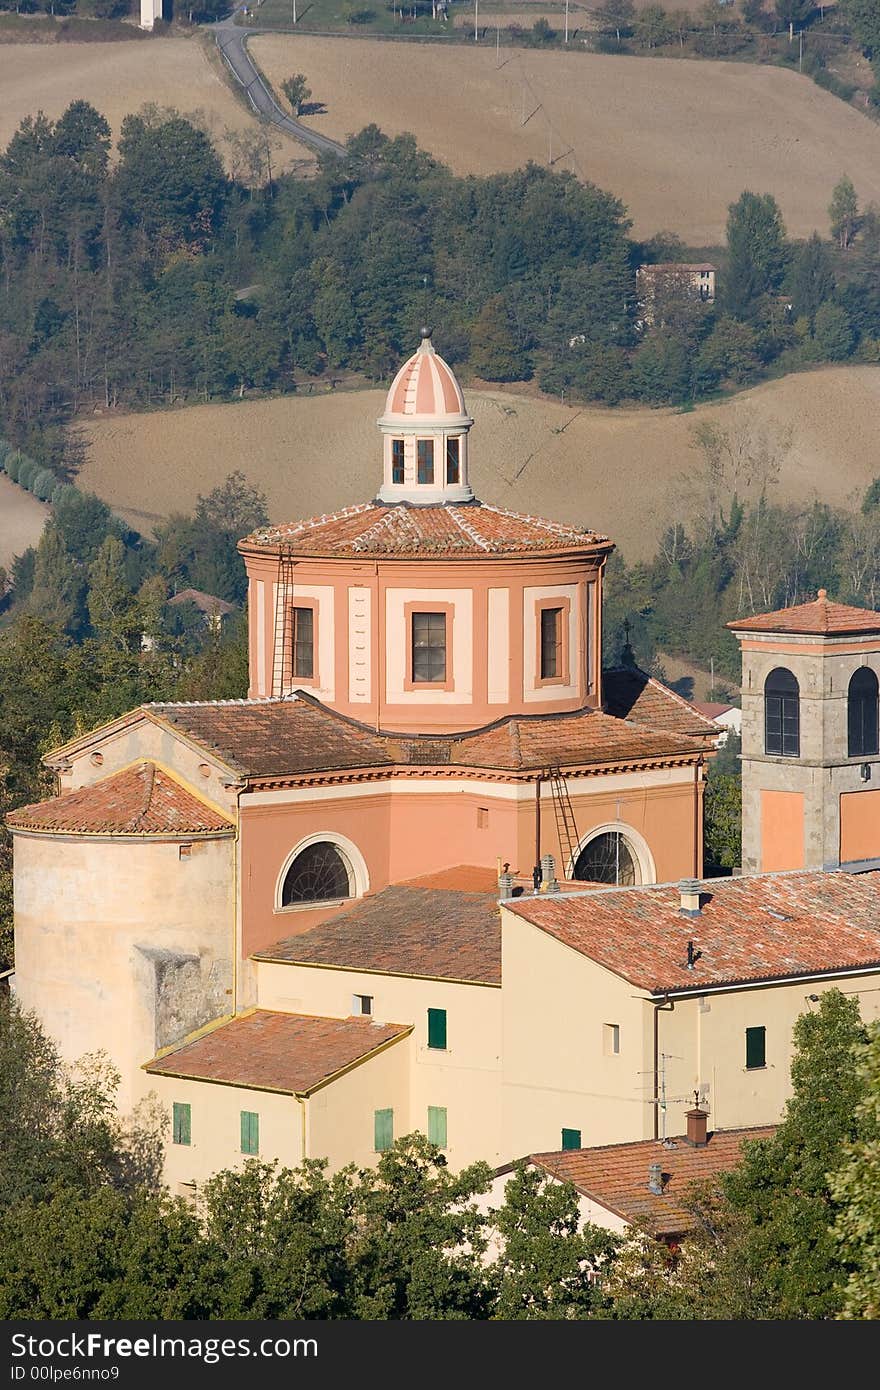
[
  {"left": 392, "top": 438, "right": 405, "bottom": 484},
  {"left": 412, "top": 612, "right": 446, "bottom": 683},
  {"left": 540, "top": 607, "right": 562, "bottom": 680},
  {"left": 417, "top": 439, "right": 434, "bottom": 485},
  {"left": 746, "top": 1026, "right": 766, "bottom": 1070},
  {"left": 292, "top": 606, "right": 314, "bottom": 679},
  {"left": 446, "top": 437, "right": 460, "bottom": 484}
]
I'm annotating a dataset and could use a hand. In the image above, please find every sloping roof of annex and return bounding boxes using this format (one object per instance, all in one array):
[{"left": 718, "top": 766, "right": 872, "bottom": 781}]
[
  {"left": 40, "top": 686, "right": 709, "bottom": 789},
  {"left": 504, "top": 868, "right": 880, "bottom": 997},
  {"left": 144, "top": 1010, "right": 412, "bottom": 1096},
  {"left": 7, "top": 761, "right": 234, "bottom": 839}
]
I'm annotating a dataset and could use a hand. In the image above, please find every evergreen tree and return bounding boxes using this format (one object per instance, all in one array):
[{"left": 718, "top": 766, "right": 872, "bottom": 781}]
[
  {"left": 724, "top": 191, "right": 787, "bottom": 319},
  {"left": 786, "top": 232, "right": 835, "bottom": 324},
  {"left": 87, "top": 536, "right": 135, "bottom": 648},
  {"left": 813, "top": 301, "right": 854, "bottom": 361},
  {"left": 469, "top": 295, "right": 531, "bottom": 381},
  {"left": 829, "top": 175, "right": 859, "bottom": 250},
  {"left": 27, "top": 525, "right": 85, "bottom": 636}
]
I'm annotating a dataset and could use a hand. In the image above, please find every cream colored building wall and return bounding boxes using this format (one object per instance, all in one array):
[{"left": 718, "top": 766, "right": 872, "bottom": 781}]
[
  {"left": 146, "top": 1075, "right": 302, "bottom": 1191},
  {"left": 307, "top": 1034, "right": 412, "bottom": 1172},
  {"left": 500, "top": 910, "right": 655, "bottom": 1157},
  {"left": 55, "top": 718, "right": 238, "bottom": 820},
  {"left": 480, "top": 1169, "right": 629, "bottom": 1243},
  {"left": 257, "top": 961, "right": 503, "bottom": 1168},
  {"left": 655, "top": 974, "right": 880, "bottom": 1135},
  {"left": 385, "top": 587, "right": 473, "bottom": 706},
  {"left": 13, "top": 833, "right": 235, "bottom": 1112}
]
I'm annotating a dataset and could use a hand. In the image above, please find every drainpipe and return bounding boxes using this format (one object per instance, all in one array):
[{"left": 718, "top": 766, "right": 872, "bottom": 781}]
[
  {"left": 296, "top": 1094, "right": 308, "bottom": 1162},
  {"left": 374, "top": 561, "right": 382, "bottom": 733},
  {"left": 652, "top": 995, "right": 674, "bottom": 1140},
  {"left": 534, "top": 773, "right": 542, "bottom": 879},
  {"left": 693, "top": 756, "right": 704, "bottom": 877}
]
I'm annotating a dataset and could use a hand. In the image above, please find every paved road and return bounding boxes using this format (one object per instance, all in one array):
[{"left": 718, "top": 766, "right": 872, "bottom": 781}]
[{"left": 211, "top": 9, "right": 346, "bottom": 159}]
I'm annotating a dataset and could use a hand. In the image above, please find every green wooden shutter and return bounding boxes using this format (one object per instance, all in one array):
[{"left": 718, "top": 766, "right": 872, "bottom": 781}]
[
  {"left": 427, "top": 1106, "right": 447, "bottom": 1148},
  {"left": 745, "top": 1026, "right": 766, "bottom": 1069},
  {"left": 374, "top": 1108, "right": 394, "bottom": 1152},
  {"left": 561, "top": 1128, "right": 581, "bottom": 1151},
  {"left": 240, "top": 1111, "right": 259, "bottom": 1155},
  {"left": 427, "top": 1008, "right": 447, "bottom": 1050},
  {"left": 172, "top": 1102, "right": 191, "bottom": 1146}
]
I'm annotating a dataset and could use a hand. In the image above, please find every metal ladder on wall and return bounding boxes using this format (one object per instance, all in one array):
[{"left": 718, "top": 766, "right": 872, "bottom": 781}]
[
  {"left": 271, "top": 546, "right": 296, "bottom": 697},
  {"left": 547, "top": 766, "right": 579, "bottom": 879}
]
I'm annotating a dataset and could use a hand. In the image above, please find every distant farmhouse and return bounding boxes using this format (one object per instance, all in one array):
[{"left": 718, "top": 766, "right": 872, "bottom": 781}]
[{"left": 636, "top": 262, "right": 716, "bottom": 327}]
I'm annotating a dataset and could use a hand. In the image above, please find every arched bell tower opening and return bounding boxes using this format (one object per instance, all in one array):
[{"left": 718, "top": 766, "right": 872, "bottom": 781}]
[{"left": 376, "top": 329, "right": 474, "bottom": 505}]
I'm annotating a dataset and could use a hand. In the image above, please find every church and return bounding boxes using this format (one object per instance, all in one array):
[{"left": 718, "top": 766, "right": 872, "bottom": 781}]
[{"left": 9, "top": 334, "right": 880, "bottom": 1185}]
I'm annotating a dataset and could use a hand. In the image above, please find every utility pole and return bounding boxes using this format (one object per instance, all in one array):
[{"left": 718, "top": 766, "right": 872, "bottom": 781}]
[
  {"left": 798, "top": 29, "right": 803, "bottom": 72},
  {"left": 564, "top": 0, "right": 569, "bottom": 43},
  {"left": 496, "top": 23, "right": 500, "bottom": 64},
  {"left": 474, "top": 0, "right": 478, "bottom": 41}
]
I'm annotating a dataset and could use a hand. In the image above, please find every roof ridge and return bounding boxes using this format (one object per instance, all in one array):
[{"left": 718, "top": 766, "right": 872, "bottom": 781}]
[{"left": 447, "top": 505, "right": 491, "bottom": 552}]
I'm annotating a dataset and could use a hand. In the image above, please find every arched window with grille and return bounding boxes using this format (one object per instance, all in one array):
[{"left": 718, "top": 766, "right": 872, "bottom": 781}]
[
  {"left": 574, "top": 830, "right": 639, "bottom": 886},
  {"left": 848, "top": 667, "right": 879, "bottom": 758},
  {"left": 280, "top": 841, "right": 354, "bottom": 906},
  {"left": 764, "top": 667, "right": 800, "bottom": 757}
]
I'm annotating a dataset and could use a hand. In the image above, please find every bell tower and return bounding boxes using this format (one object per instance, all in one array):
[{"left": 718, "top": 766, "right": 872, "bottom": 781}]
[{"left": 729, "top": 590, "right": 880, "bottom": 874}]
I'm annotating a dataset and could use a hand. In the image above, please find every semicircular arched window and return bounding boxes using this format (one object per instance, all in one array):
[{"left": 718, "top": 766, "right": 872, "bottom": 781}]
[
  {"left": 764, "top": 667, "right": 800, "bottom": 757},
  {"left": 574, "top": 831, "right": 638, "bottom": 887},
  {"left": 848, "top": 667, "right": 879, "bottom": 758},
  {"left": 281, "top": 842, "right": 353, "bottom": 906}
]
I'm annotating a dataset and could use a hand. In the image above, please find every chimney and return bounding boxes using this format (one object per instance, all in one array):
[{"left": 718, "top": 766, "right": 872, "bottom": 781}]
[
  {"left": 540, "top": 854, "right": 559, "bottom": 892},
  {"left": 647, "top": 1162, "right": 664, "bottom": 1196},
  {"left": 498, "top": 870, "right": 514, "bottom": 899},
  {"left": 685, "top": 1108, "right": 709, "bottom": 1147},
  {"left": 679, "top": 878, "right": 702, "bottom": 916}
]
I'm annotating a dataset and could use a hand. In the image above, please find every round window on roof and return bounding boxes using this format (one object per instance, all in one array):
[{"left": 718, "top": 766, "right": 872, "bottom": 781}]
[
  {"left": 280, "top": 841, "right": 354, "bottom": 905},
  {"left": 574, "top": 831, "right": 638, "bottom": 886}
]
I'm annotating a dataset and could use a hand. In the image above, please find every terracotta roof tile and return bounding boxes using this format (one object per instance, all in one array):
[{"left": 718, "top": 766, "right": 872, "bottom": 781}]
[
  {"left": 528, "top": 1127, "right": 775, "bottom": 1237},
  {"left": 603, "top": 668, "right": 719, "bottom": 740},
  {"left": 137, "top": 696, "right": 705, "bottom": 782},
  {"left": 144, "top": 1010, "right": 411, "bottom": 1093},
  {"left": 7, "top": 762, "right": 233, "bottom": 837},
  {"left": 241, "top": 500, "right": 610, "bottom": 558},
  {"left": 728, "top": 590, "right": 880, "bottom": 636},
  {"left": 167, "top": 588, "right": 237, "bottom": 616},
  {"left": 255, "top": 882, "right": 502, "bottom": 984},
  {"left": 506, "top": 869, "right": 880, "bottom": 993}
]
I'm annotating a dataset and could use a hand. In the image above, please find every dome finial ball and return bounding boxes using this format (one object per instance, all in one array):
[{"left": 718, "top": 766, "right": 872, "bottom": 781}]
[{"left": 420, "top": 326, "right": 433, "bottom": 341}]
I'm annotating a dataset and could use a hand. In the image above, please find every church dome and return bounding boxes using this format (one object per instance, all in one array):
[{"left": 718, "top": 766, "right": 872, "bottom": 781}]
[{"left": 378, "top": 329, "right": 469, "bottom": 427}]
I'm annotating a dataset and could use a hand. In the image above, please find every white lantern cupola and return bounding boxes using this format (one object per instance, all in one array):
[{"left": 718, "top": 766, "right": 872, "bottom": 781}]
[{"left": 376, "top": 329, "right": 474, "bottom": 504}]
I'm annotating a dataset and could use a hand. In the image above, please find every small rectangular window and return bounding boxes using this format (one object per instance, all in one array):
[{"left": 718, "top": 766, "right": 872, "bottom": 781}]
[
  {"left": 178, "top": 843, "right": 192, "bottom": 860},
  {"left": 417, "top": 439, "right": 434, "bottom": 485},
  {"left": 446, "top": 437, "right": 460, "bottom": 484},
  {"left": 427, "top": 1007, "right": 447, "bottom": 1050},
  {"left": 353, "top": 993, "right": 373, "bottom": 1016},
  {"left": 746, "top": 1026, "right": 766, "bottom": 1070},
  {"left": 604, "top": 1023, "right": 620, "bottom": 1056},
  {"left": 172, "top": 1102, "right": 191, "bottom": 1146},
  {"left": 292, "top": 606, "right": 314, "bottom": 680},
  {"left": 540, "top": 606, "right": 562, "bottom": 680},
  {"left": 476, "top": 806, "right": 489, "bottom": 829},
  {"left": 428, "top": 1106, "right": 447, "bottom": 1148},
  {"left": 374, "top": 1107, "right": 394, "bottom": 1152},
  {"left": 561, "top": 1128, "right": 581, "bottom": 1151},
  {"left": 240, "top": 1110, "right": 259, "bottom": 1155},
  {"left": 392, "top": 438, "right": 405, "bottom": 485},
  {"left": 411, "top": 611, "right": 447, "bottom": 684}
]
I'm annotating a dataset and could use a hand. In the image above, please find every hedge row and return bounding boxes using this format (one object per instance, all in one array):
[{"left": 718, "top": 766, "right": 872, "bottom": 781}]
[{"left": 0, "top": 439, "right": 73, "bottom": 506}]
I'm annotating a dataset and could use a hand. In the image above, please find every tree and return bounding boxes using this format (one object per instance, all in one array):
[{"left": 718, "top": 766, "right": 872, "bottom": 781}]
[
  {"left": 27, "top": 525, "right": 85, "bottom": 636},
  {"left": 774, "top": 0, "right": 813, "bottom": 28},
  {"left": 281, "top": 74, "right": 312, "bottom": 117},
  {"left": 839, "top": 0, "right": 880, "bottom": 60},
  {"left": 488, "top": 1163, "right": 618, "bottom": 1318},
  {"left": 721, "top": 989, "right": 869, "bottom": 1318},
  {"left": 830, "top": 1020, "right": 880, "bottom": 1319},
  {"left": 786, "top": 232, "right": 835, "bottom": 324},
  {"left": 469, "top": 295, "right": 531, "bottom": 381},
  {"left": 703, "top": 766, "right": 742, "bottom": 870},
  {"left": 635, "top": 3, "right": 671, "bottom": 47},
  {"left": 829, "top": 175, "right": 859, "bottom": 250},
  {"left": 724, "top": 191, "right": 787, "bottom": 319},
  {"left": 87, "top": 536, "right": 135, "bottom": 648},
  {"left": 813, "top": 301, "right": 854, "bottom": 361},
  {"left": 595, "top": 0, "right": 635, "bottom": 41},
  {"left": 194, "top": 471, "right": 269, "bottom": 537}
]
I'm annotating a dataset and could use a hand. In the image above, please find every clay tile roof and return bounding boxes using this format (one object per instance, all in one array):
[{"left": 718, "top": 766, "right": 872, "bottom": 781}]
[
  {"left": 144, "top": 1010, "right": 411, "bottom": 1094},
  {"left": 241, "top": 500, "right": 610, "bottom": 558},
  {"left": 603, "top": 668, "right": 720, "bottom": 740},
  {"left": 693, "top": 702, "right": 735, "bottom": 720},
  {"left": 6, "top": 762, "right": 233, "bottom": 837},
  {"left": 147, "top": 695, "right": 398, "bottom": 778},
  {"left": 254, "top": 881, "right": 502, "bottom": 984},
  {"left": 451, "top": 707, "right": 706, "bottom": 770},
  {"left": 528, "top": 1127, "right": 775, "bottom": 1238},
  {"left": 728, "top": 589, "right": 880, "bottom": 636},
  {"left": 506, "top": 869, "right": 880, "bottom": 993},
  {"left": 167, "top": 588, "right": 237, "bottom": 616}
]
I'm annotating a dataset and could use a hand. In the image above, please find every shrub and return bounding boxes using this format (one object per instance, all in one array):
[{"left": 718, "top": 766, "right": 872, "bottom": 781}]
[
  {"left": 32, "top": 469, "right": 58, "bottom": 502},
  {"left": 0, "top": 440, "right": 10, "bottom": 471},
  {"left": 17, "top": 459, "right": 39, "bottom": 491},
  {"left": 6, "top": 450, "right": 24, "bottom": 483}
]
